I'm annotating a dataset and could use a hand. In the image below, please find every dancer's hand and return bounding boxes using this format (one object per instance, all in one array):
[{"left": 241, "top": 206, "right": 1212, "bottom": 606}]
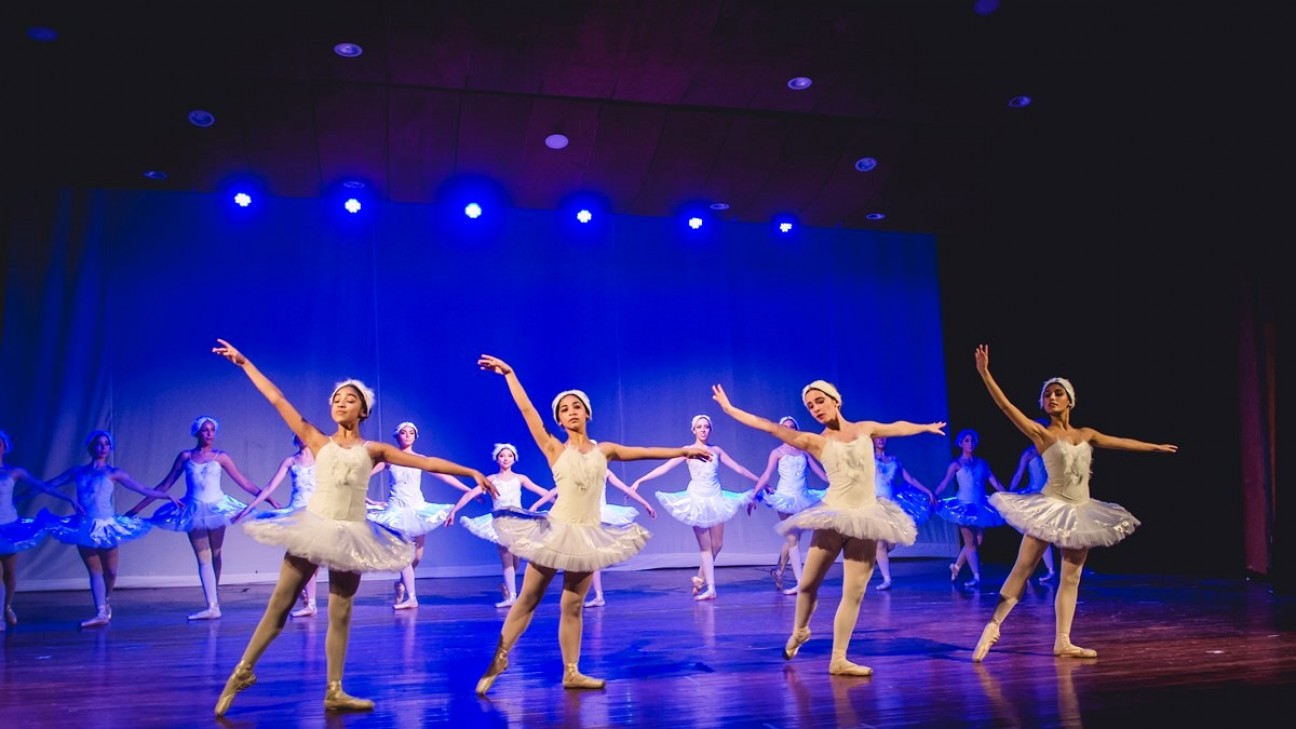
[
  {"left": 477, "top": 354, "right": 513, "bottom": 376},
  {"left": 681, "top": 447, "right": 712, "bottom": 461},
  {"left": 645, "top": 504, "right": 657, "bottom": 519},
  {"left": 710, "top": 384, "right": 735, "bottom": 413},
  {"left": 475, "top": 472, "right": 499, "bottom": 498},
  {"left": 212, "top": 338, "right": 247, "bottom": 366},
  {"left": 975, "top": 344, "right": 990, "bottom": 375},
  {"left": 925, "top": 422, "right": 948, "bottom": 436}
]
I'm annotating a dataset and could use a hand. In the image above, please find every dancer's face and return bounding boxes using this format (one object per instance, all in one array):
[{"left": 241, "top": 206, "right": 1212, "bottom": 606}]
[
  {"left": 803, "top": 390, "right": 838, "bottom": 424},
  {"left": 196, "top": 420, "right": 217, "bottom": 445},
  {"left": 496, "top": 449, "right": 516, "bottom": 468},
  {"left": 692, "top": 419, "right": 712, "bottom": 442},
  {"left": 1041, "top": 383, "right": 1071, "bottom": 414},
  {"left": 88, "top": 434, "right": 112, "bottom": 460},
  {"left": 332, "top": 387, "right": 367, "bottom": 424},
  {"left": 556, "top": 395, "right": 589, "bottom": 430},
  {"left": 395, "top": 426, "right": 417, "bottom": 448},
  {"left": 779, "top": 418, "right": 799, "bottom": 431},
  {"left": 873, "top": 436, "right": 887, "bottom": 451}
]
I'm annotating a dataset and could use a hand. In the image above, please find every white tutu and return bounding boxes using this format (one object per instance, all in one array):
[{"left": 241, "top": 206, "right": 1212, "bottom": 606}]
[
  {"left": 459, "top": 513, "right": 502, "bottom": 544},
  {"left": 761, "top": 487, "right": 825, "bottom": 515},
  {"left": 492, "top": 508, "right": 649, "bottom": 572},
  {"left": 600, "top": 502, "right": 639, "bottom": 528},
  {"left": 656, "top": 488, "right": 750, "bottom": 527},
  {"left": 0, "top": 517, "right": 48, "bottom": 553},
  {"left": 150, "top": 495, "right": 247, "bottom": 532},
  {"left": 990, "top": 492, "right": 1140, "bottom": 549},
  {"left": 367, "top": 502, "right": 452, "bottom": 539},
  {"left": 44, "top": 512, "right": 153, "bottom": 549},
  {"left": 243, "top": 509, "right": 414, "bottom": 572},
  {"left": 775, "top": 499, "right": 918, "bottom": 546}
]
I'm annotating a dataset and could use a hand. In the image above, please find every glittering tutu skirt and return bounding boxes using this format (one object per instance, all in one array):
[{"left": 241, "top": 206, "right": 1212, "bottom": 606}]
[
  {"left": 600, "top": 502, "right": 640, "bottom": 528},
  {"left": 656, "top": 488, "right": 751, "bottom": 527},
  {"left": 367, "top": 502, "right": 452, "bottom": 539},
  {"left": 761, "top": 487, "right": 826, "bottom": 515},
  {"left": 150, "top": 495, "right": 247, "bottom": 531},
  {"left": 42, "top": 511, "right": 153, "bottom": 549},
  {"left": 459, "top": 513, "right": 503, "bottom": 544},
  {"left": 775, "top": 499, "right": 918, "bottom": 546},
  {"left": 885, "top": 489, "right": 933, "bottom": 527},
  {"left": 242, "top": 510, "right": 414, "bottom": 572},
  {"left": 990, "top": 492, "right": 1141, "bottom": 549},
  {"left": 935, "top": 497, "right": 1006, "bottom": 529},
  {"left": 0, "top": 517, "right": 49, "bottom": 553},
  {"left": 492, "top": 508, "right": 650, "bottom": 572}
]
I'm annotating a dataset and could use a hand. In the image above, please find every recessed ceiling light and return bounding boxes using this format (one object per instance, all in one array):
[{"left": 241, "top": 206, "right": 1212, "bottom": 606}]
[
  {"left": 787, "top": 76, "right": 813, "bottom": 91},
  {"left": 1008, "top": 95, "right": 1032, "bottom": 109},
  {"left": 26, "top": 26, "right": 58, "bottom": 42},
  {"left": 545, "top": 134, "right": 569, "bottom": 150},
  {"left": 143, "top": 170, "right": 168, "bottom": 180},
  {"left": 188, "top": 110, "right": 215, "bottom": 127},
  {"left": 334, "top": 42, "right": 363, "bottom": 58},
  {"left": 854, "top": 157, "right": 878, "bottom": 172},
  {"left": 342, "top": 180, "right": 366, "bottom": 189},
  {"left": 865, "top": 212, "right": 886, "bottom": 221},
  {"left": 709, "top": 202, "right": 730, "bottom": 211}
]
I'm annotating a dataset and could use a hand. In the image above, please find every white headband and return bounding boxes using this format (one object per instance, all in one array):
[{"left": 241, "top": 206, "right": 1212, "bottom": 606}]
[
  {"left": 691, "top": 414, "right": 712, "bottom": 429},
  {"left": 802, "top": 380, "right": 842, "bottom": 406},
  {"left": 86, "top": 430, "right": 114, "bottom": 450},
  {"left": 331, "top": 379, "right": 376, "bottom": 415},
  {"left": 393, "top": 421, "right": 419, "bottom": 438},
  {"left": 492, "top": 443, "right": 518, "bottom": 461},
  {"left": 551, "top": 390, "right": 592, "bottom": 424},
  {"left": 778, "top": 416, "right": 800, "bottom": 430},
  {"left": 190, "top": 416, "right": 219, "bottom": 437},
  {"left": 1039, "top": 377, "right": 1076, "bottom": 410}
]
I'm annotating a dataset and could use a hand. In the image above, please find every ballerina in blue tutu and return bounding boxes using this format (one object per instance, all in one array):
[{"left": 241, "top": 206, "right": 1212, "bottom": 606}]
[
  {"left": 872, "top": 435, "right": 935, "bottom": 590},
  {"left": 934, "top": 428, "right": 1007, "bottom": 588},
  {"left": 970, "top": 344, "right": 1176, "bottom": 662}
]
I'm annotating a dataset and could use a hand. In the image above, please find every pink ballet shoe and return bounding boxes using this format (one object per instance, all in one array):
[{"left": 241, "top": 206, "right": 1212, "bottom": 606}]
[
  {"left": 828, "top": 655, "right": 873, "bottom": 676},
  {"left": 393, "top": 598, "right": 419, "bottom": 611},
  {"left": 876, "top": 580, "right": 892, "bottom": 591},
  {"left": 694, "top": 589, "right": 717, "bottom": 601},
  {"left": 1054, "top": 635, "right": 1098, "bottom": 659},
  {"left": 291, "top": 601, "right": 317, "bottom": 618},
  {"left": 583, "top": 595, "right": 605, "bottom": 608},
  {"left": 782, "top": 586, "right": 799, "bottom": 596},
  {"left": 972, "top": 622, "right": 1000, "bottom": 663},
  {"left": 949, "top": 563, "right": 960, "bottom": 582},
  {"left": 784, "top": 627, "right": 811, "bottom": 660},
  {"left": 690, "top": 575, "right": 705, "bottom": 595},
  {"left": 770, "top": 566, "right": 785, "bottom": 592}
]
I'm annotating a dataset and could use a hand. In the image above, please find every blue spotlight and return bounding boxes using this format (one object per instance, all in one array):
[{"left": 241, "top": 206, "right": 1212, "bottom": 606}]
[
  {"left": 344, "top": 198, "right": 362, "bottom": 214},
  {"left": 464, "top": 202, "right": 483, "bottom": 219},
  {"left": 778, "top": 222, "right": 793, "bottom": 233},
  {"left": 233, "top": 192, "right": 252, "bottom": 208},
  {"left": 576, "top": 209, "right": 592, "bottom": 224},
  {"left": 687, "top": 217, "right": 703, "bottom": 230}
]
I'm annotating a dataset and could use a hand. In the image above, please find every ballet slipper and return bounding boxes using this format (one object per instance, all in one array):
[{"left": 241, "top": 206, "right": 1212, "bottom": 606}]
[
  {"left": 694, "top": 589, "right": 717, "bottom": 601},
  {"left": 214, "top": 661, "right": 256, "bottom": 717},
  {"left": 324, "top": 681, "right": 374, "bottom": 712},
  {"left": 583, "top": 595, "right": 605, "bottom": 608},
  {"left": 291, "top": 601, "right": 317, "bottom": 618},
  {"left": 783, "top": 627, "right": 811, "bottom": 660},
  {"left": 393, "top": 580, "right": 406, "bottom": 605},
  {"left": 771, "top": 566, "right": 785, "bottom": 592},
  {"left": 949, "top": 563, "right": 960, "bottom": 582},
  {"left": 476, "top": 639, "right": 510, "bottom": 695},
  {"left": 188, "top": 604, "right": 222, "bottom": 621},
  {"left": 494, "top": 596, "right": 516, "bottom": 608},
  {"left": 782, "top": 586, "right": 799, "bottom": 596},
  {"left": 690, "top": 575, "right": 705, "bottom": 595},
  {"left": 828, "top": 654, "right": 873, "bottom": 677},
  {"left": 972, "top": 622, "right": 1000, "bottom": 663},
  {"left": 392, "top": 598, "right": 419, "bottom": 611},
  {"left": 1040, "top": 571, "right": 1057, "bottom": 582},
  {"left": 79, "top": 605, "right": 111, "bottom": 628},
  {"left": 876, "top": 580, "right": 892, "bottom": 591},
  {"left": 964, "top": 577, "right": 980, "bottom": 589},
  {"left": 562, "top": 664, "right": 606, "bottom": 690},
  {"left": 1054, "top": 635, "right": 1098, "bottom": 659},
  {"left": 4, "top": 606, "right": 16, "bottom": 626}
]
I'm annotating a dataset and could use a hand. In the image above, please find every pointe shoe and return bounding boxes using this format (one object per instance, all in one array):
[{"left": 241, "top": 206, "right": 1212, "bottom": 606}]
[
  {"left": 690, "top": 575, "right": 705, "bottom": 596},
  {"left": 876, "top": 580, "right": 892, "bottom": 591},
  {"left": 770, "top": 566, "right": 785, "bottom": 592},
  {"left": 80, "top": 606, "right": 111, "bottom": 628},
  {"left": 324, "top": 681, "right": 374, "bottom": 712},
  {"left": 188, "top": 604, "right": 222, "bottom": 621},
  {"left": 694, "top": 589, "right": 717, "bottom": 601},
  {"left": 214, "top": 661, "right": 256, "bottom": 717},
  {"left": 964, "top": 577, "right": 981, "bottom": 589},
  {"left": 583, "top": 595, "right": 605, "bottom": 608},
  {"left": 1054, "top": 636, "right": 1098, "bottom": 659},
  {"left": 4, "top": 607, "right": 16, "bottom": 626},
  {"left": 562, "top": 664, "right": 606, "bottom": 690},
  {"left": 949, "top": 563, "right": 960, "bottom": 582},
  {"left": 783, "top": 627, "right": 811, "bottom": 660},
  {"left": 393, "top": 598, "right": 419, "bottom": 611},
  {"left": 475, "top": 641, "right": 511, "bottom": 696},
  {"left": 1040, "top": 571, "right": 1057, "bottom": 583},
  {"left": 494, "top": 596, "right": 516, "bottom": 608},
  {"left": 291, "top": 601, "right": 317, "bottom": 618},
  {"left": 782, "top": 586, "right": 799, "bottom": 596},
  {"left": 394, "top": 580, "right": 406, "bottom": 605},
  {"left": 829, "top": 656, "right": 873, "bottom": 677},
  {"left": 972, "top": 622, "right": 1000, "bottom": 663}
]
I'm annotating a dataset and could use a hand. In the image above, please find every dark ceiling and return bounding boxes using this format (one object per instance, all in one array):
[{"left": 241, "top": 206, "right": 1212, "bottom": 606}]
[{"left": 12, "top": 1, "right": 1180, "bottom": 235}]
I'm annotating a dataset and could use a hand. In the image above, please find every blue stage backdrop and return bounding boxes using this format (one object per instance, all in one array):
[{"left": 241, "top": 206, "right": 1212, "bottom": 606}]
[{"left": 3, "top": 189, "right": 957, "bottom": 589}]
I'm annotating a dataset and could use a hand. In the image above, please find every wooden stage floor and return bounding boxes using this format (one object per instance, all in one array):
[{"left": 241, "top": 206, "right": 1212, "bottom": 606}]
[{"left": 2, "top": 558, "right": 1294, "bottom": 728}]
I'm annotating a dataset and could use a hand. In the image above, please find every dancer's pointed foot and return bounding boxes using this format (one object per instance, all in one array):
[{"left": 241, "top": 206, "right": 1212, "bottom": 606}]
[
  {"left": 782, "top": 586, "right": 799, "bottom": 596},
  {"left": 972, "top": 622, "right": 1000, "bottom": 663},
  {"left": 828, "top": 656, "right": 873, "bottom": 677},
  {"left": 1054, "top": 637, "right": 1098, "bottom": 659},
  {"left": 494, "top": 596, "right": 516, "bottom": 609},
  {"left": 214, "top": 661, "right": 256, "bottom": 717},
  {"left": 949, "top": 563, "right": 960, "bottom": 581},
  {"left": 188, "top": 604, "right": 222, "bottom": 621},
  {"left": 79, "top": 606, "right": 111, "bottom": 628},
  {"left": 291, "top": 601, "right": 317, "bottom": 618},
  {"left": 4, "top": 606, "right": 16, "bottom": 626},
  {"left": 394, "top": 580, "right": 406, "bottom": 604},
  {"left": 324, "top": 682, "right": 374, "bottom": 712},
  {"left": 770, "top": 566, "right": 785, "bottom": 592},
  {"left": 583, "top": 595, "right": 605, "bottom": 608},
  {"left": 876, "top": 580, "right": 892, "bottom": 591},
  {"left": 783, "top": 627, "right": 811, "bottom": 660},
  {"left": 964, "top": 577, "right": 981, "bottom": 589},
  {"left": 393, "top": 598, "right": 419, "bottom": 611},
  {"left": 476, "top": 641, "right": 510, "bottom": 696},
  {"left": 694, "top": 589, "right": 717, "bottom": 601},
  {"left": 690, "top": 575, "right": 705, "bottom": 596},
  {"left": 562, "top": 664, "right": 606, "bottom": 690}
]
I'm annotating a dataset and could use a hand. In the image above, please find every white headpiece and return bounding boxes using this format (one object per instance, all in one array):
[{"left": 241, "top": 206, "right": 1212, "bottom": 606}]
[
  {"left": 1039, "top": 377, "right": 1076, "bottom": 410},
  {"left": 551, "top": 389, "right": 592, "bottom": 424},
  {"left": 492, "top": 443, "right": 518, "bottom": 461},
  {"left": 691, "top": 414, "right": 712, "bottom": 429},
  {"left": 190, "top": 415, "right": 220, "bottom": 437},
  {"left": 331, "top": 379, "right": 376, "bottom": 416},
  {"left": 393, "top": 421, "right": 419, "bottom": 438},
  {"left": 86, "top": 430, "right": 114, "bottom": 450},
  {"left": 802, "top": 380, "right": 842, "bottom": 405},
  {"left": 778, "top": 416, "right": 800, "bottom": 430}
]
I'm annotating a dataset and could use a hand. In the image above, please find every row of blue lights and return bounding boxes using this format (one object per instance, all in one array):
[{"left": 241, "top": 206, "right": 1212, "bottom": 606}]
[{"left": 226, "top": 190, "right": 876, "bottom": 229}]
